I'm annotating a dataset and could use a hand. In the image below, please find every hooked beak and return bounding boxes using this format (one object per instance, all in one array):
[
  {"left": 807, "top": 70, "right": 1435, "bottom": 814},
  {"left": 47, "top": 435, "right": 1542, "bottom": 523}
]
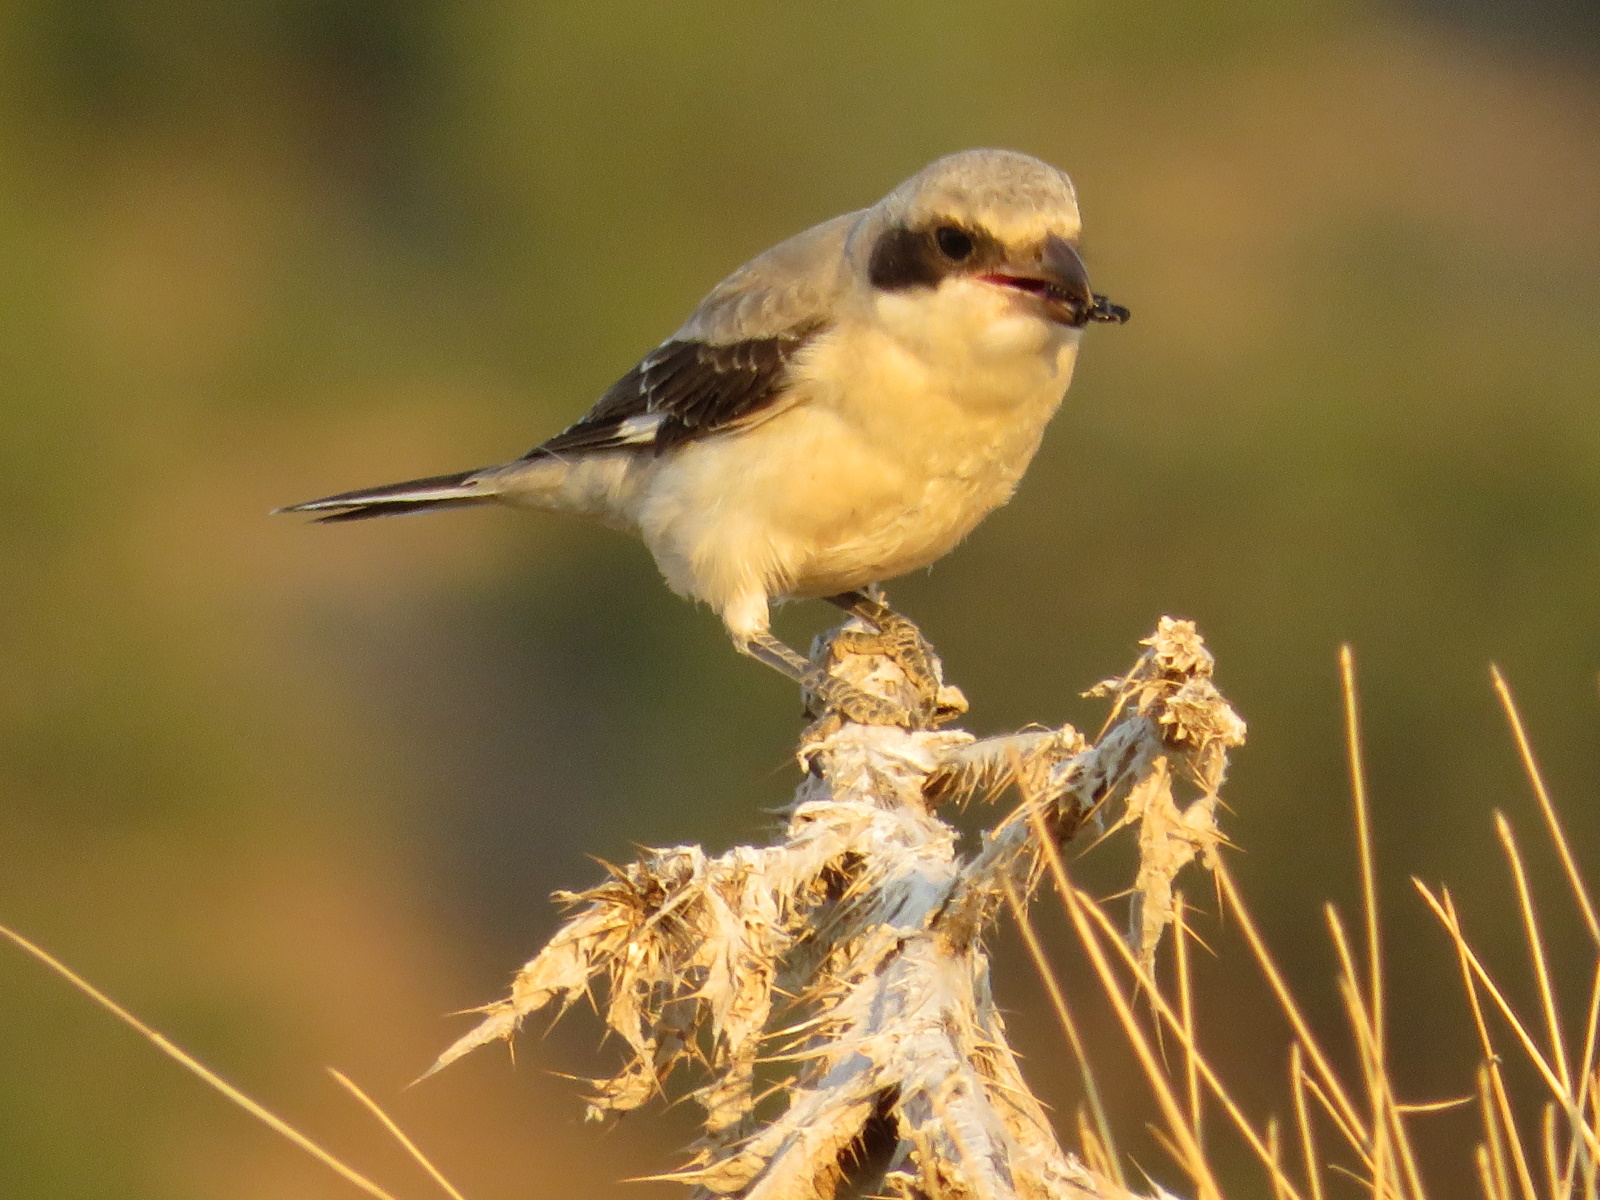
[{"left": 981, "top": 234, "right": 1130, "bottom": 328}]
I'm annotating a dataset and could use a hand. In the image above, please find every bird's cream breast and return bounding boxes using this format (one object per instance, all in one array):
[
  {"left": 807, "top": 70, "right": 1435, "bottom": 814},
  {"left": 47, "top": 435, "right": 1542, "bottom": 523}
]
[
  {"left": 627, "top": 301, "right": 1079, "bottom": 611},
  {"left": 812, "top": 293, "right": 1080, "bottom": 493}
]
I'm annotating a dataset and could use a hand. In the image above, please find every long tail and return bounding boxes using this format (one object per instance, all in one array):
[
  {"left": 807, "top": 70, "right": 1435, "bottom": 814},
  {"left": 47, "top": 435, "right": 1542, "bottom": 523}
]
[{"left": 275, "top": 469, "right": 499, "bottom": 523}]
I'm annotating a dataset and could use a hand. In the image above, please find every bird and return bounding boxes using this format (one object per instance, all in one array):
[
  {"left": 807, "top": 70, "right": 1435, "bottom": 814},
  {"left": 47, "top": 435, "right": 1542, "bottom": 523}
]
[{"left": 279, "top": 148, "right": 1128, "bottom": 727}]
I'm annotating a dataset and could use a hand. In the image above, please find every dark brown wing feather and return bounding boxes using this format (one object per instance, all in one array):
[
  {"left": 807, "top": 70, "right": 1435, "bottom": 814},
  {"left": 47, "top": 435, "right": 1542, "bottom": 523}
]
[{"left": 528, "top": 324, "right": 822, "bottom": 458}]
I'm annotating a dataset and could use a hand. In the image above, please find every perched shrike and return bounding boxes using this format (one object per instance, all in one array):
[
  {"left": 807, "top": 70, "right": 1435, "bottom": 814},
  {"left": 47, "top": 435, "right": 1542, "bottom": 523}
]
[{"left": 281, "top": 148, "right": 1128, "bottom": 726}]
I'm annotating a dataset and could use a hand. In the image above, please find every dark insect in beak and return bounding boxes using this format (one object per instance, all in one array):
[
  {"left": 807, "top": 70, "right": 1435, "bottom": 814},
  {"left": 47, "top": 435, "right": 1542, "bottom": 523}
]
[
  {"left": 986, "top": 275, "right": 1128, "bottom": 328},
  {"left": 1087, "top": 294, "right": 1130, "bottom": 324}
]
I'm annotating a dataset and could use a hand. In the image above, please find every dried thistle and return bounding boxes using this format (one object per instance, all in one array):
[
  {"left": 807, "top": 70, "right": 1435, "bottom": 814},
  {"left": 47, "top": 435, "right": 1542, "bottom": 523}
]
[{"left": 428, "top": 617, "right": 1245, "bottom": 1199}]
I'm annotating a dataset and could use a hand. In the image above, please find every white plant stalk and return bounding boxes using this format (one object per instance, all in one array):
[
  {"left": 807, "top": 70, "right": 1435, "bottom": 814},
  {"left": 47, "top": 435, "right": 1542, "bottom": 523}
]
[{"left": 428, "top": 617, "right": 1244, "bottom": 1200}]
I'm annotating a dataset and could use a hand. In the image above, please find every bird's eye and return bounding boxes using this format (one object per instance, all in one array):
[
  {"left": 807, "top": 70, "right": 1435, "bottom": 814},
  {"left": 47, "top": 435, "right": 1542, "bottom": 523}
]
[{"left": 935, "top": 226, "right": 974, "bottom": 261}]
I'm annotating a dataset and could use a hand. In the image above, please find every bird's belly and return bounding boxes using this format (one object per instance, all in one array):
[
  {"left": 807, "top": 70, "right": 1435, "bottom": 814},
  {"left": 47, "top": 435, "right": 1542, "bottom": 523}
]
[
  {"left": 781, "top": 472, "right": 1001, "bottom": 597},
  {"left": 774, "top": 339, "right": 1071, "bottom": 597},
  {"left": 630, "top": 389, "right": 1050, "bottom": 612}
]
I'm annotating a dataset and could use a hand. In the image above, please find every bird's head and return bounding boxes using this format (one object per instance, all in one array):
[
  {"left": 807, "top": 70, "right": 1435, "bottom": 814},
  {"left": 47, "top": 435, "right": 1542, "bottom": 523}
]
[{"left": 859, "top": 149, "right": 1129, "bottom": 331}]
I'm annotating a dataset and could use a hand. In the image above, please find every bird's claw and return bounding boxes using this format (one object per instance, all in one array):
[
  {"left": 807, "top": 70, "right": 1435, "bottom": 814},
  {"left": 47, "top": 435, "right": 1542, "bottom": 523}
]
[
  {"left": 802, "top": 668, "right": 915, "bottom": 728},
  {"left": 814, "top": 600, "right": 962, "bottom": 730}
]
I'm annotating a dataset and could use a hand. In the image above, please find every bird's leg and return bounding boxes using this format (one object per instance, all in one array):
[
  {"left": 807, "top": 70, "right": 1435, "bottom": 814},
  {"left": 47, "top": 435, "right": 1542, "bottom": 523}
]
[
  {"left": 824, "top": 590, "right": 966, "bottom": 725},
  {"left": 739, "top": 631, "right": 913, "bottom": 728}
]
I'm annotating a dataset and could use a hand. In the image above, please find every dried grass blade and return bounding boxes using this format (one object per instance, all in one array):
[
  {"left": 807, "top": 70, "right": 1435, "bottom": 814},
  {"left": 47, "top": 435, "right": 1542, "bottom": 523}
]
[
  {"left": 1484, "top": 1061, "right": 1538, "bottom": 1200},
  {"left": 1413, "top": 881, "right": 1600, "bottom": 1159},
  {"left": 1380, "top": 1077, "right": 1428, "bottom": 1200},
  {"left": 1480, "top": 1067, "right": 1513, "bottom": 1200},
  {"left": 1046, "top": 865, "right": 1224, "bottom": 1199},
  {"left": 1290, "top": 1045, "right": 1326, "bottom": 1200},
  {"left": 328, "top": 1070, "right": 469, "bottom": 1200},
  {"left": 1433, "top": 882, "right": 1548, "bottom": 1200},
  {"left": 1000, "top": 874, "right": 1127, "bottom": 1192},
  {"left": 1394, "top": 1097, "right": 1473, "bottom": 1115},
  {"left": 1077, "top": 1109, "right": 1115, "bottom": 1182},
  {"left": 1267, "top": 1118, "right": 1292, "bottom": 1200},
  {"left": 1340, "top": 647, "right": 1385, "bottom": 1061},
  {"left": 1214, "top": 861, "right": 1365, "bottom": 1143},
  {"left": 1057, "top": 858, "right": 1308, "bottom": 1200},
  {"left": 1474, "top": 1144, "right": 1502, "bottom": 1200},
  {"left": 1540, "top": 1103, "right": 1563, "bottom": 1200},
  {"left": 1299, "top": 1070, "right": 1373, "bottom": 1172},
  {"left": 1573, "top": 960, "right": 1600, "bottom": 1170},
  {"left": 0, "top": 921, "right": 403, "bottom": 1200},
  {"left": 1491, "top": 666, "right": 1600, "bottom": 945},
  {"left": 1496, "top": 813, "right": 1573, "bottom": 1096},
  {"left": 1441, "top": 882, "right": 1501, "bottom": 1063},
  {"left": 1174, "top": 893, "right": 1202, "bottom": 1147},
  {"left": 1324, "top": 907, "right": 1395, "bottom": 1198}
]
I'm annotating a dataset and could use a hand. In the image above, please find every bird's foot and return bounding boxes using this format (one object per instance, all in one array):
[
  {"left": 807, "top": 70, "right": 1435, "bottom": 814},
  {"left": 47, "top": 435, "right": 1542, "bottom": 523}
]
[
  {"left": 800, "top": 665, "right": 915, "bottom": 728},
  {"left": 827, "top": 625, "right": 947, "bottom": 727},
  {"left": 825, "top": 593, "right": 966, "bottom": 727},
  {"left": 740, "top": 602, "right": 968, "bottom": 731},
  {"left": 741, "top": 630, "right": 916, "bottom": 728}
]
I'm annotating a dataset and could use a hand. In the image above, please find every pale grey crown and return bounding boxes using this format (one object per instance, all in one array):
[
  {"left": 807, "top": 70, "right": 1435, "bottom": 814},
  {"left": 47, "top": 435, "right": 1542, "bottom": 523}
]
[{"left": 873, "top": 148, "right": 1081, "bottom": 242}]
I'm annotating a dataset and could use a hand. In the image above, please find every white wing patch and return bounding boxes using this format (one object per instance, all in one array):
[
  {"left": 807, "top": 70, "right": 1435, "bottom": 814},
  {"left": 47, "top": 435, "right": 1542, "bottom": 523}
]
[{"left": 614, "top": 413, "right": 667, "bottom": 445}]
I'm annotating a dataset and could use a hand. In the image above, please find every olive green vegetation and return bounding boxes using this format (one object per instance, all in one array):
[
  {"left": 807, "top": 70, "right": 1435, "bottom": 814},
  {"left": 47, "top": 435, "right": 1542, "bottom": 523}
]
[{"left": 0, "top": 2, "right": 1597, "bottom": 1196}]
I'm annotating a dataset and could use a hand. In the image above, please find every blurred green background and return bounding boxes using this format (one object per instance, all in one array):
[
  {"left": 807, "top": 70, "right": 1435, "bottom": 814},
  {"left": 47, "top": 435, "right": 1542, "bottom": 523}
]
[{"left": 1, "top": 1, "right": 1598, "bottom": 1195}]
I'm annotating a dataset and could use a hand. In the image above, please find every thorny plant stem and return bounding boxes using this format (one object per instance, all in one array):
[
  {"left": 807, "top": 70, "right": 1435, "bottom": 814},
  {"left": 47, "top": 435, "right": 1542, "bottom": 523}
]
[{"left": 418, "top": 616, "right": 1249, "bottom": 1199}]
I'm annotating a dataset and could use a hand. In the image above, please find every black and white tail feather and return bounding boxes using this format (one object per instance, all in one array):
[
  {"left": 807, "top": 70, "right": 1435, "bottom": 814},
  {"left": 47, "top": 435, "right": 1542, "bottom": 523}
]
[
  {"left": 275, "top": 469, "right": 497, "bottom": 523},
  {"left": 275, "top": 326, "right": 819, "bottom": 523}
]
